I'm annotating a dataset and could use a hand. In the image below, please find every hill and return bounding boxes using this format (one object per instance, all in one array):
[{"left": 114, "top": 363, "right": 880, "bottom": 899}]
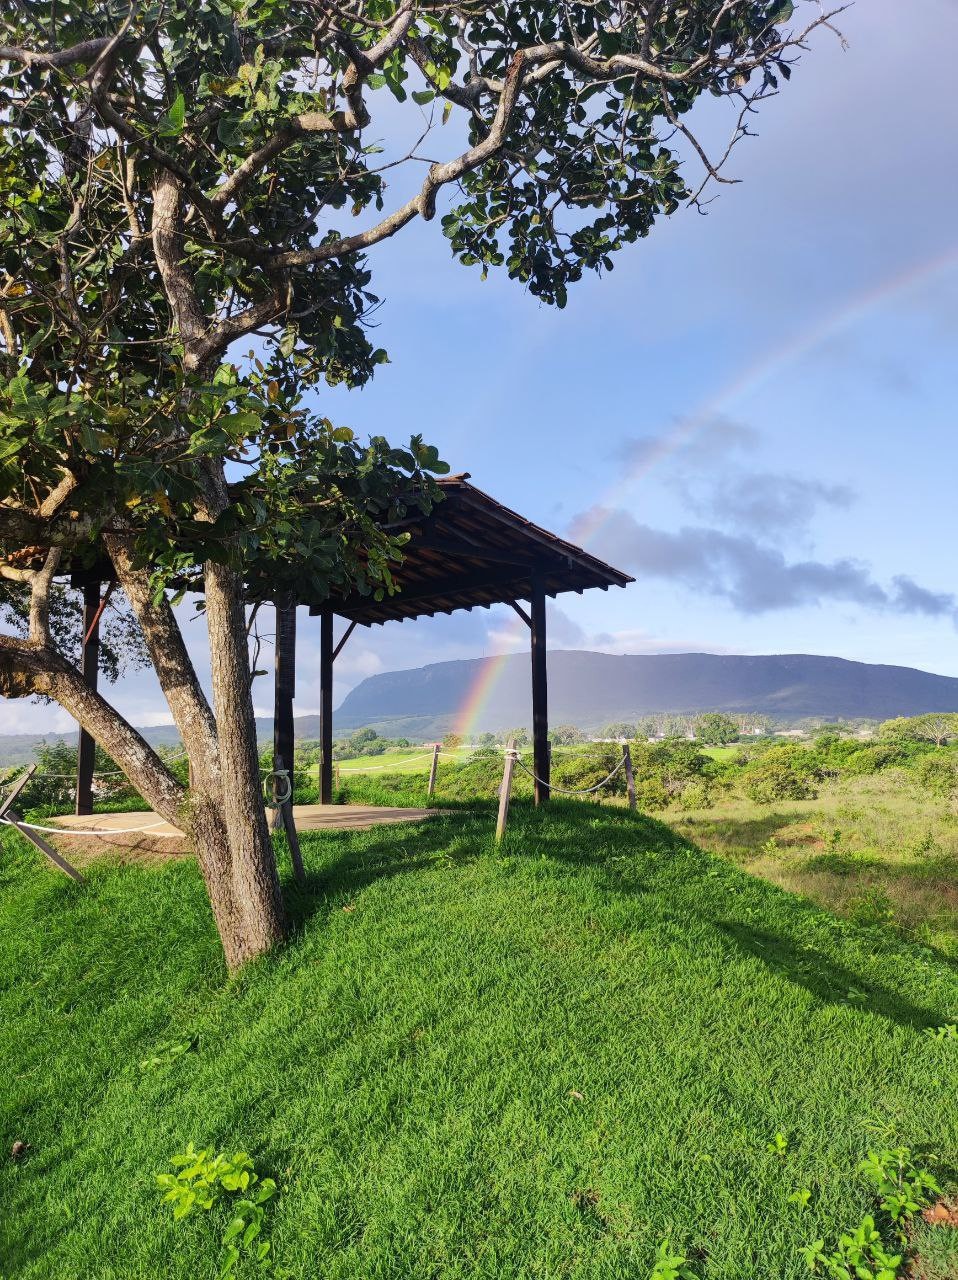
[
  {"left": 7, "top": 651, "right": 958, "bottom": 766},
  {"left": 332, "top": 650, "right": 958, "bottom": 737},
  {"left": 2, "top": 805, "right": 956, "bottom": 1278}
]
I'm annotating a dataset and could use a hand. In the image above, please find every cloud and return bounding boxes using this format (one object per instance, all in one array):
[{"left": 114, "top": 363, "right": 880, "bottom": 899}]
[
  {"left": 611, "top": 414, "right": 758, "bottom": 472},
  {"left": 582, "top": 506, "right": 958, "bottom": 621},
  {"left": 696, "top": 472, "right": 855, "bottom": 538},
  {"left": 890, "top": 576, "right": 958, "bottom": 618}
]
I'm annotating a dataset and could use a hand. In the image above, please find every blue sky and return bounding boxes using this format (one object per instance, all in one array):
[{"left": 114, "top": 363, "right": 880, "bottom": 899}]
[{"left": 10, "top": 0, "right": 958, "bottom": 734}]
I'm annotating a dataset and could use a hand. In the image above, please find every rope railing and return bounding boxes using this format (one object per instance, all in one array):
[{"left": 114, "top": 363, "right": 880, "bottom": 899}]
[
  {"left": 0, "top": 816, "right": 182, "bottom": 838},
  {"left": 511, "top": 753, "right": 627, "bottom": 796}
]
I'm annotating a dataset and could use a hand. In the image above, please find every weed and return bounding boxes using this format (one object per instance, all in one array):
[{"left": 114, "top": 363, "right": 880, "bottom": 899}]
[
  {"left": 649, "top": 1239, "right": 699, "bottom": 1280},
  {"left": 768, "top": 1131, "right": 789, "bottom": 1157},
  {"left": 156, "top": 1144, "right": 277, "bottom": 1276},
  {"left": 858, "top": 1147, "right": 940, "bottom": 1230},
  {"left": 803, "top": 1214, "right": 902, "bottom": 1279},
  {"left": 139, "top": 1035, "right": 197, "bottom": 1071},
  {"left": 847, "top": 887, "right": 895, "bottom": 929},
  {"left": 925, "top": 1023, "right": 958, "bottom": 1042}
]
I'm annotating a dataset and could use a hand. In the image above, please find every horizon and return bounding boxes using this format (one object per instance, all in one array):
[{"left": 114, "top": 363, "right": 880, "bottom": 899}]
[{"left": 5, "top": 0, "right": 957, "bottom": 737}]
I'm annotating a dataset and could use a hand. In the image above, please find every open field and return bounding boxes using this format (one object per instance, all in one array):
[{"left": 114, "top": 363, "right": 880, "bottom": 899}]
[
  {"left": 669, "top": 772, "right": 958, "bottom": 959},
  {"left": 4, "top": 797, "right": 958, "bottom": 1279}
]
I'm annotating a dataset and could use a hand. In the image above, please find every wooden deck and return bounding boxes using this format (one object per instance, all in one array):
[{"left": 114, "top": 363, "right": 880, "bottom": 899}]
[{"left": 52, "top": 804, "right": 438, "bottom": 839}]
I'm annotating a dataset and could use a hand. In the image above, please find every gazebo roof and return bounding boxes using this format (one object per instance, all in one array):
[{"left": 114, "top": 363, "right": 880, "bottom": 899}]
[{"left": 308, "top": 474, "right": 633, "bottom": 625}]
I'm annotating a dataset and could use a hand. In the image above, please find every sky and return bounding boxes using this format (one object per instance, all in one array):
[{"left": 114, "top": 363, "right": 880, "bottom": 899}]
[{"left": 8, "top": 0, "right": 958, "bottom": 735}]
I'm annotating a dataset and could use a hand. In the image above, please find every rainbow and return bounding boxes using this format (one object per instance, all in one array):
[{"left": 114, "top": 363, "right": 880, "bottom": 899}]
[{"left": 452, "top": 244, "right": 958, "bottom": 741}]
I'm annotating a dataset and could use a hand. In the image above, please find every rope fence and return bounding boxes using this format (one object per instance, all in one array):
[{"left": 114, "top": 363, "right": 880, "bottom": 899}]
[{"left": 0, "top": 739, "right": 638, "bottom": 876}]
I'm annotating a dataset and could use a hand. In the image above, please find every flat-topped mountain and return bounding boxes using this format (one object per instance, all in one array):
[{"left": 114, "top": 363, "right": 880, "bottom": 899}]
[{"left": 331, "top": 650, "right": 958, "bottom": 737}]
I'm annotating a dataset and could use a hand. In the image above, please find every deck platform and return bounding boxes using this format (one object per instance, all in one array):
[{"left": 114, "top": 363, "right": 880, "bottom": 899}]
[
  {"left": 51, "top": 804, "right": 437, "bottom": 839},
  {"left": 43, "top": 805, "right": 438, "bottom": 865}
]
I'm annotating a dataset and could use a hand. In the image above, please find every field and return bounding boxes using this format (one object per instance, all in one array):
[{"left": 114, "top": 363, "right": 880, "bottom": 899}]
[
  {"left": 670, "top": 770, "right": 958, "bottom": 959},
  {"left": 4, "top": 779, "right": 958, "bottom": 1279}
]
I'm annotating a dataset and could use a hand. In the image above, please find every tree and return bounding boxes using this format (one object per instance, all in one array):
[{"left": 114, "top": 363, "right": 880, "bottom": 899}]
[
  {"left": 602, "top": 722, "right": 636, "bottom": 741},
  {"left": 550, "top": 724, "right": 585, "bottom": 745},
  {"left": 694, "top": 712, "right": 740, "bottom": 744},
  {"left": 442, "top": 731, "right": 463, "bottom": 752},
  {"left": 0, "top": 2, "right": 838, "bottom": 969}
]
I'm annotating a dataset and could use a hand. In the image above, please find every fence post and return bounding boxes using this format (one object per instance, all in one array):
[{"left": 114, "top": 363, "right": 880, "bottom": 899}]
[
  {"left": 495, "top": 740, "right": 517, "bottom": 843},
  {"left": 274, "top": 753, "right": 305, "bottom": 885},
  {"left": 427, "top": 742, "right": 440, "bottom": 798},
  {"left": 623, "top": 743, "right": 636, "bottom": 812}
]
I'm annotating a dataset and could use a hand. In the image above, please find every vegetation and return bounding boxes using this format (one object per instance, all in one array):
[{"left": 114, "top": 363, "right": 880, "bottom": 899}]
[
  {"left": 4, "top": 796, "right": 958, "bottom": 1279},
  {"left": 0, "top": 1, "right": 839, "bottom": 968}
]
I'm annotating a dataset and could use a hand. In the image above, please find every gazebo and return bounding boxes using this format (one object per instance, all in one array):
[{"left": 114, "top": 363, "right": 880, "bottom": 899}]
[{"left": 72, "top": 475, "right": 633, "bottom": 811}]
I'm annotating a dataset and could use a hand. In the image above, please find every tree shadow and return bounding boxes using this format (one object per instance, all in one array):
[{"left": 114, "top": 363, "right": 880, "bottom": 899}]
[
  {"left": 276, "top": 800, "right": 958, "bottom": 1027},
  {"left": 712, "top": 919, "right": 946, "bottom": 1032}
]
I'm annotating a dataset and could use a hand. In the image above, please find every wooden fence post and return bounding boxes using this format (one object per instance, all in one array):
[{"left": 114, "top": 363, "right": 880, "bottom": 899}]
[
  {"left": 274, "top": 754, "right": 305, "bottom": 886},
  {"left": 623, "top": 744, "right": 636, "bottom": 812},
  {"left": 427, "top": 742, "right": 440, "bottom": 798},
  {"left": 495, "top": 740, "right": 517, "bottom": 843},
  {"left": 1, "top": 766, "right": 84, "bottom": 882}
]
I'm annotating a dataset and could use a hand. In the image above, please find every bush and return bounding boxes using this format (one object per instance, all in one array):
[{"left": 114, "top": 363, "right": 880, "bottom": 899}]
[
  {"left": 915, "top": 753, "right": 958, "bottom": 799},
  {"left": 676, "top": 779, "right": 714, "bottom": 811},
  {"left": 552, "top": 746, "right": 626, "bottom": 797},
  {"left": 741, "top": 747, "right": 817, "bottom": 803}
]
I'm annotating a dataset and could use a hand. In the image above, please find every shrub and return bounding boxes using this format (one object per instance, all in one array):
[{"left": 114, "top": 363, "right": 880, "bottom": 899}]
[
  {"left": 741, "top": 749, "right": 817, "bottom": 803},
  {"left": 915, "top": 753, "right": 958, "bottom": 799},
  {"left": 552, "top": 745, "right": 626, "bottom": 797}
]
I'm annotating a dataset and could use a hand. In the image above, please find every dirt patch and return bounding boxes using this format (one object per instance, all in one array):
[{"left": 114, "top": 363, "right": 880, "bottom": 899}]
[{"left": 44, "top": 832, "right": 192, "bottom": 868}]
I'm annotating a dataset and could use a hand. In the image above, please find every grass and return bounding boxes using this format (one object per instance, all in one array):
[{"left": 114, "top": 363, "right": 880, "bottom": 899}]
[
  {"left": 3, "top": 799, "right": 958, "bottom": 1279},
  {"left": 669, "top": 771, "right": 958, "bottom": 958}
]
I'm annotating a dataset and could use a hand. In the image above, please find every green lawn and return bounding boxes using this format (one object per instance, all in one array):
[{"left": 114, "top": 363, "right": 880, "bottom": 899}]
[{"left": 3, "top": 802, "right": 958, "bottom": 1279}]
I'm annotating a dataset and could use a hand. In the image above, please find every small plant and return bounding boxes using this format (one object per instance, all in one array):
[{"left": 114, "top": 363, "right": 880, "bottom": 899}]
[
  {"left": 139, "top": 1036, "right": 198, "bottom": 1071},
  {"left": 789, "top": 1188, "right": 813, "bottom": 1210},
  {"left": 156, "top": 1144, "right": 277, "bottom": 1276},
  {"left": 768, "top": 1131, "right": 789, "bottom": 1157},
  {"left": 925, "top": 1023, "right": 958, "bottom": 1041},
  {"left": 858, "top": 1147, "right": 940, "bottom": 1229},
  {"left": 803, "top": 1214, "right": 902, "bottom": 1279},
  {"left": 649, "top": 1239, "right": 699, "bottom": 1280},
  {"left": 847, "top": 887, "right": 895, "bottom": 929},
  {"left": 761, "top": 836, "right": 780, "bottom": 856}
]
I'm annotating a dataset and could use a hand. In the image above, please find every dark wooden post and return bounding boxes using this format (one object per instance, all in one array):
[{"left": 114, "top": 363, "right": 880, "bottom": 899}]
[
  {"left": 623, "top": 744, "right": 636, "bottom": 811},
  {"left": 530, "top": 577, "right": 550, "bottom": 804},
  {"left": 75, "top": 581, "right": 101, "bottom": 816},
  {"left": 320, "top": 610, "right": 334, "bottom": 804},
  {"left": 427, "top": 742, "right": 440, "bottom": 798},
  {"left": 273, "top": 595, "right": 297, "bottom": 808}
]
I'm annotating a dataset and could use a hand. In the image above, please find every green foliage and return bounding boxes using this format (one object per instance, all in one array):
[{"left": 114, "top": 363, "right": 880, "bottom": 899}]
[
  {"left": 803, "top": 1214, "right": 902, "bottom": 1280},
  {"left": 139, "top": 1036, "right": 198, "bottom": 1072},
  {"left": 694, "top": 713, "right": 740, "bottom": 745},
  {"left": 915, "top": 753, "right": 958, "bottom": 799},
  {"left": 550, "top": 724, "right": 587, "bottom": 745},
  {"left": 741, "top": 746, "right": 817, "bottom": 803},
  {"left": 879, "top": 715, "right": 958, "bottom": 747},
  {"left": 649, "top": 1239, "right": 699, "bottom": 1280},
  {"left": 858, "top": 1147, "right": 940, "bottom": 1229},
  {"left": 846, "top": 888, "right": 895, "bottom": 930},
  {"left": 552, "top": 744, "right": 626, "bottom": 796},
  {"left": 156, "top": 1144, "right": 278, "bottom": 1276}
]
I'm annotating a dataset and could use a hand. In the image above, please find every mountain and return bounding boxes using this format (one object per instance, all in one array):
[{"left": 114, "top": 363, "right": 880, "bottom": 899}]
[
  {"left": 331, "top": 650, "right": 958, "bottom": 738},
  {"left": 7, "top": 651, "right": 958, "bottom": 767}
]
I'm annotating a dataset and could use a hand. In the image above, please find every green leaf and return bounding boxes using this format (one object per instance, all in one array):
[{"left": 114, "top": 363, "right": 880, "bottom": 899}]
[{"left": 159, "top": 92, "right": 187, "bottom": 136}]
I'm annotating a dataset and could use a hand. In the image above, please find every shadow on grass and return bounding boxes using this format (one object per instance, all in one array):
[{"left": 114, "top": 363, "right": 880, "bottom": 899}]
[
  {"left": 279, "top": 800, "right": 954, "bottom": 1032},
  {"left": 713, "top": 919, "right": 942, "bottom": 1032}
]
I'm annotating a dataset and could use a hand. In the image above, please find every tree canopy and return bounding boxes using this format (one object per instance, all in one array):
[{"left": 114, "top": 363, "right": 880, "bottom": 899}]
[{"left": 0, "top": 0, "right": 840, "bottom": 967}]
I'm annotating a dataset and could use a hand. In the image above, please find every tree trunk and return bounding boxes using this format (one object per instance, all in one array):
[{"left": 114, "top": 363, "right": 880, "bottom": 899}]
[{"left": 203, "top": 557, "right": 288, "bottom": 958}]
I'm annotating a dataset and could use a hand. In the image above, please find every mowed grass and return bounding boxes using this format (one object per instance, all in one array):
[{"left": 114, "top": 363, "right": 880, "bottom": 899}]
[
  {"left": 3, "top": 802, "right": 958, "bottom": 1279},
  {"left": 670, "top": 771, "right": 958, "bottom": 958}
]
